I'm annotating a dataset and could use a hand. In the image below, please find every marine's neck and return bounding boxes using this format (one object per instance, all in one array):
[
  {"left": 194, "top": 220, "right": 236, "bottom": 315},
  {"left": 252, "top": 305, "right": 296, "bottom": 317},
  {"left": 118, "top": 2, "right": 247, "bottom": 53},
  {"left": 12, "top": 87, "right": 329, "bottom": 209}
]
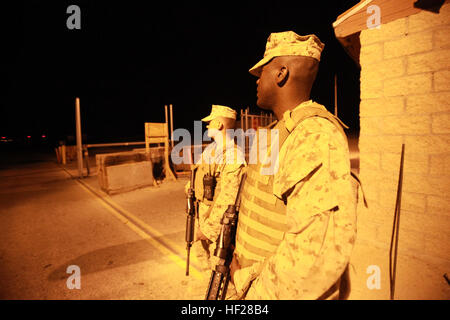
[{"left": 272, "top": 96, "right": 310, "bottom": 120}]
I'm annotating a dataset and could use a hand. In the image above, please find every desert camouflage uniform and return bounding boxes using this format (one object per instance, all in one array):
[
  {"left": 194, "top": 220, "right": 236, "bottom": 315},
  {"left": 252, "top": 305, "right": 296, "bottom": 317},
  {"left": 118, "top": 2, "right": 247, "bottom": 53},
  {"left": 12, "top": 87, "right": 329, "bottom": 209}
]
[
  {"left": 233, "top": 100, "right": 357, "bottom": 299},
  {"left": 187, "top": 141, "right": 246, "bottom": 272}
]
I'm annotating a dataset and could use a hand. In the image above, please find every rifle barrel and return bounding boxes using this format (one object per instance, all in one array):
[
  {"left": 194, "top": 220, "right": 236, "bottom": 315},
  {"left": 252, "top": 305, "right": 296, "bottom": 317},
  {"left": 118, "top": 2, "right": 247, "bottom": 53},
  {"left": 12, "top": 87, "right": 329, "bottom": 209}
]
[{"left": 186, "top": 246, "right": 190, "bottom": 276}]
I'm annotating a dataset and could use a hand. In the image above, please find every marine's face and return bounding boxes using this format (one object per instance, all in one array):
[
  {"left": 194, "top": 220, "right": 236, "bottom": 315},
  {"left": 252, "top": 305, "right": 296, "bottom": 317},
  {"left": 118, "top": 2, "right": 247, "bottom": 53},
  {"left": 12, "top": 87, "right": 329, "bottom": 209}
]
[
  {"left": 256, "top": 62, "right": 276, "bottom": 110},
  {"left": 206, "top": 119, "right": 222, "bottom": 140}
]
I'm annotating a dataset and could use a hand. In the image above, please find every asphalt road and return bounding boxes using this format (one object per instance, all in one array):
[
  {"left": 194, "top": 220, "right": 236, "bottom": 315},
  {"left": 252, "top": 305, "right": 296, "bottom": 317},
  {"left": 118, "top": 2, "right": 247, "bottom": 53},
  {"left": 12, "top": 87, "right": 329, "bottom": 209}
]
[
  {"left": 0, "top": 135, "right": 359, "bottom": 300},
  {"left": 0, "top": 150, "right": 207, "bottom": 300}
]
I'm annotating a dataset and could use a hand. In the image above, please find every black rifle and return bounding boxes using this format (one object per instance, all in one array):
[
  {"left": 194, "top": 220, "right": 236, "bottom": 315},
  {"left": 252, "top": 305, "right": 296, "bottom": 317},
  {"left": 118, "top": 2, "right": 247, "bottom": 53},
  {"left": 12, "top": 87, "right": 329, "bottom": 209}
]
[
  {"left": 205, "top": 173, "right": 247, "bottom": 300},
  {"left": 185, "top": 169, "right": 196, "bottom": 276}
]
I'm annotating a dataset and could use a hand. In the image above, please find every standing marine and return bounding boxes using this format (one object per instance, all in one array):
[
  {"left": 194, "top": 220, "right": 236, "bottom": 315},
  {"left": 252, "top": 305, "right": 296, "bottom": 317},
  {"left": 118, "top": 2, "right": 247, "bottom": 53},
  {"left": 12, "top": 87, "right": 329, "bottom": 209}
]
[
  {"left": 230, "top": 31, "right": 358, "bottom": 300},
  {"left": 185, "top": 105, "right": 246, "bottom": 296}
]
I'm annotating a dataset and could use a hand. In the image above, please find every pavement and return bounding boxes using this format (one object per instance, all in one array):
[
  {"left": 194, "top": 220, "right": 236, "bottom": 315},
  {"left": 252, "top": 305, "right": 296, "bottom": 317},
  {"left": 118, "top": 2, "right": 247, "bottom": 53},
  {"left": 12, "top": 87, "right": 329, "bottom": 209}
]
[
  {"left": 0, "top": 134, "right": 359, "bottom": 300},
  {"left": 0, "top": 149, "right": 208, "bottom": 300}
]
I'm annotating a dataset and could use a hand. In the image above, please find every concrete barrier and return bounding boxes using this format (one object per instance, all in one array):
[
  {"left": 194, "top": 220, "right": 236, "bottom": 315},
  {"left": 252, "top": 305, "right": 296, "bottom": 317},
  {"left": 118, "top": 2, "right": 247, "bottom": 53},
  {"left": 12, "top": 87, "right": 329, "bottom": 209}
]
[{"left": 96, "top": 151, "right": 155, "bottom": 194}]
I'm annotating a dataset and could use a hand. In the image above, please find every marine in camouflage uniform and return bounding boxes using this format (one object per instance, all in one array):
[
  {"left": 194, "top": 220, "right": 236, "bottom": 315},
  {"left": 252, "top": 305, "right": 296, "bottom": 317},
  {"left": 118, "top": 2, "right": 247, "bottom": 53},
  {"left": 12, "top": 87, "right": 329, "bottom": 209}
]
[
  {"left": 186, "top": 105, "right": 246, "bottom": 274},
  {"left": 230, "top": 31, "right": 358, "bottom": 300}
]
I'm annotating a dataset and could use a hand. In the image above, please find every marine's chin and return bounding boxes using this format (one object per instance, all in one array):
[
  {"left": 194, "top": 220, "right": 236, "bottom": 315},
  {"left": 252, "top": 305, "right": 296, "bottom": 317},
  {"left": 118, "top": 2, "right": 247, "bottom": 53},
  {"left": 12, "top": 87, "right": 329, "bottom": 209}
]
[{"left": 256, "top": 98, "right": 270, "bottom": 111}]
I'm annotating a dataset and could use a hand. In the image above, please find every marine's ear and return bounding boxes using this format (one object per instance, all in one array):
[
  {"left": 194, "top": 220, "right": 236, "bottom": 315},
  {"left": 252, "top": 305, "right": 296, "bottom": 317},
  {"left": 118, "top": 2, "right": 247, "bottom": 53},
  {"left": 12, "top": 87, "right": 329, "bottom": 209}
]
[
  {"left": 276, "top": 65, "right": 289, "bottom": 87},
  {"left": 207, "top": 119, "right": 223, "bottom": 131}
]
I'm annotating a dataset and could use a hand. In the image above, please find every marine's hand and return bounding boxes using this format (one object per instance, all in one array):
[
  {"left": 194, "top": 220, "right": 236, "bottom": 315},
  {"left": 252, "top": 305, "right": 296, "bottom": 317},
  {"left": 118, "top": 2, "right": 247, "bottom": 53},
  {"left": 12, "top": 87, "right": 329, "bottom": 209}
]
[
  {"left": 184, "top": 181, "right": 191, "bottom": 194},
  {"left": 230, "top": 254, "right": 241, "bottom": 284},
  {"left": 195, "top": 228, "right": 209, "bottom": 241}
]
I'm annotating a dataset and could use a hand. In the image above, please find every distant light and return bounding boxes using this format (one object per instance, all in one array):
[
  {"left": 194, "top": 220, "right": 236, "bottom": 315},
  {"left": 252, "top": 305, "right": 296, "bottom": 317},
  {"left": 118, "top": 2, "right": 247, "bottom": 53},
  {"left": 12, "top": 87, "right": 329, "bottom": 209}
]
[
  {"left": 42, "top": 135, "right": 46, "bottom": 138},
  {"left": 27, "top": 136, "right": 31, "bottom": 139},
  {"left": 1, "top": 137, "right": 5, "bottom": 139}
]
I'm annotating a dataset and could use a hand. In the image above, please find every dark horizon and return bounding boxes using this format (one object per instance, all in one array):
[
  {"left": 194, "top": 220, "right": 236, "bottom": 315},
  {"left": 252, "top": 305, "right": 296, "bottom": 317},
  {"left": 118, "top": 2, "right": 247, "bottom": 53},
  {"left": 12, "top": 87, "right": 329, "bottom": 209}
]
[{"left": 1, "top": 0, "right": 360, "bottom": 146}]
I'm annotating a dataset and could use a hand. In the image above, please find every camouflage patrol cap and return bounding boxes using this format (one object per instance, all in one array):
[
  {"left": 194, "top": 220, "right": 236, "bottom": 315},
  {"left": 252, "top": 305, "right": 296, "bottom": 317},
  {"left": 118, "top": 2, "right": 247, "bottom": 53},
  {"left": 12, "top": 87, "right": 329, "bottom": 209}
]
[
  {"left": 201, "top": 105, "right": 237, "bottom": 122},
  {"left": 249, "top": 31, "right": 325, "bottom": 77}
]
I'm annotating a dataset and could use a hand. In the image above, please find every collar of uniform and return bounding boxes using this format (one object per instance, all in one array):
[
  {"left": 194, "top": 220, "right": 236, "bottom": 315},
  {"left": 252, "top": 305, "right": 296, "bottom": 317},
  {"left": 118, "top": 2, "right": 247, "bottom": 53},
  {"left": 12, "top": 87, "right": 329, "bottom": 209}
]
[
  {"left": 282, "top": 100, "right": 314, "bottom": 133},
  {"left": 207, "top": 139, "right": 236, "bottom": 163},
  {"left": 214, "top": 137, "right": 236, "bottom": 152}
]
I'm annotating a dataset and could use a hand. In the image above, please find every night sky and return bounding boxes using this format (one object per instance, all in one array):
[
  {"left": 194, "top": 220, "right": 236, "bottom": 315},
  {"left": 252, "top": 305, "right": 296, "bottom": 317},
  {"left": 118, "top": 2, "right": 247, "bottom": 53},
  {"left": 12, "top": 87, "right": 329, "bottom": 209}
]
[{"left": 2, "top": 0, "right": 360, "bottom": 145}]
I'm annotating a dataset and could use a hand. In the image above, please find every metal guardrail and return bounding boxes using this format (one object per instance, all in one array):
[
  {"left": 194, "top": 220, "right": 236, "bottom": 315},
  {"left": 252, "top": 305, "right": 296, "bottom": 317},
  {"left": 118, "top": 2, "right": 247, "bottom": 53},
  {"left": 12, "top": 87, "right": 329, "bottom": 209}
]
[{"left": 86, "top": 141, "right": 147, "bottom": 148}]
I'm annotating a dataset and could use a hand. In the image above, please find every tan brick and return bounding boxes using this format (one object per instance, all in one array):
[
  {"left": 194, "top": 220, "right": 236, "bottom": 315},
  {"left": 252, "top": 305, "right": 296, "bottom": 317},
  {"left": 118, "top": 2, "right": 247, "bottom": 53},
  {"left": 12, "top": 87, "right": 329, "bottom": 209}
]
[
  {"left": 402, "top": 192, "right": 427, "bottom": 213},
  {"left": 360, "top": 18, "right": 407, "bottom": 45},
  {"left": 361, "top": 58, "right": 406, "bottom": 81},
  {"left": 362, "top": 202, "right": 392, "bottom": 226},
  {"left": 360, "top": 76, "right": 383, "bottom": 99},
  {"left": 379, "top": 188, "right": 427, "bottom": 215},
  {"left": 406, "top": 92, "right": 450, "bottom": 114},
  {"left": 381, "top": 152, "right": 429, "bottom": 175},
  {"left": 405, "top": 134, "right": 450, "bottom": 154},
  {"left": 407, "top": 49, "right": 450, "bottom": 74},
  {"left": 384, "top": 32, "right": 433, "bottom": 59},
  {"left": 397, "top": 226, "right": 427, "bottom": 255},
  {"left": 379, "top": 186, "right": 398, "bottom": 211},
  {"left": 432, "top": 113, "right": 450, "bottom": 133},
  {"left": 381, "top": 115, "right": 431, "bottom": 135},
  {"left": 434, "top": 25, "right": 450, "bottom": 49},
  {"left": 384, "top": 73, "right": 432, "bottom": 97},
  {"left": 374, "top": 216, "right": 393, "bottom": 245},
  {"left": 380, "top": 153, "right": 402, "bottom": 174},
  {"left": 377, "top": 170, "right": 399, "bottom": 190},
  {"left": 434, "top": 70, "right": 450, "bottom": 91},
  {"left": 408, "top": 2, "right": 450, "bottom": 33},
  {"left": 423, "top": 232, "right": 450, "bottom": 261},
  {"left": 393, "top": 252, "right": 450, "bottom": 299},
  {"left": 359, "top": 135, "right": 404, "bottom": 153},
  {"left": 359, "top": 152, "right": 381, "bottom": 171},
  {"left": 360, "top": 42, "right": 383, "bottom": 65},
  {"left": 360, "top": 97, "right": 405, "bottom": 117},
  {"left": 400, "top": 210, "right": 450, "bottom": 236},
  {"left": 360, "top": 117, "right": 382, "bottom": 135},
  {"left": 427, "top": 195, "right": 450, "bottom": 217},
  {"left": 405, "top": 152, "right": 429, "bottom": 175},
  {"left": 429, "top": 153, "right": 450, "bottom": 176},
  {"left": 370, "top": 205, "right": 429, "bottom": 255},
  {"left": 403, "top": 172, "right": 449, "bottom": 195}
]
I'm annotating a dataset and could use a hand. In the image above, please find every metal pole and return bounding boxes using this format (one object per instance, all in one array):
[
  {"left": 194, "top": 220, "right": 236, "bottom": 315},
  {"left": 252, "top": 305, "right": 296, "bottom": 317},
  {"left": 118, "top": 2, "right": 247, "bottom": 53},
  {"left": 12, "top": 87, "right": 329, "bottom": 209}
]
[
  {"left": 145, "top": 123, "right": 149, "bottom": 154},
  {"left": 389, "top": 144, "right": 405, "bottom": 300},
  {"left": 164, "top": 105, "right": 176, "bottom": 181},
  {"left": 170, "top": 104, "right": 174, "bottom": 148},
  {"left": 75, "top": 97, "right": 83, "bottom": 178},
  {"left": 245, "top": 108, "right": 249, "bottom": 132},
  {"left": 62, "top": 144, "right": 66, "bottom": 165},
  {"left": 240, "top": 109, "right": 243, "bottom": 131}
]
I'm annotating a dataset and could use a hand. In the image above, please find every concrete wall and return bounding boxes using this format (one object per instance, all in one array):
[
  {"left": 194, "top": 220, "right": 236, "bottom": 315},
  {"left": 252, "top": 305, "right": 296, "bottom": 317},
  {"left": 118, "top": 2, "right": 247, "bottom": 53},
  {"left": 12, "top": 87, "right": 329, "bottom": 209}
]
[
  {"left": 349, "top": 3, "right": 450, "bottom": 299},
  {"left": 96, "top": 151, "right": 155, "bottom": 194}
]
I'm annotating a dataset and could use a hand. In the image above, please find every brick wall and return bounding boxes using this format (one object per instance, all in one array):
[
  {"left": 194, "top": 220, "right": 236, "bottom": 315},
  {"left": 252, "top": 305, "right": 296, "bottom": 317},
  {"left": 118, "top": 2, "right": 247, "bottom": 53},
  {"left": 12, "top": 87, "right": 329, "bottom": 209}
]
[{"left": 349, "top": 3, "right": 450, "bottom": 299}]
